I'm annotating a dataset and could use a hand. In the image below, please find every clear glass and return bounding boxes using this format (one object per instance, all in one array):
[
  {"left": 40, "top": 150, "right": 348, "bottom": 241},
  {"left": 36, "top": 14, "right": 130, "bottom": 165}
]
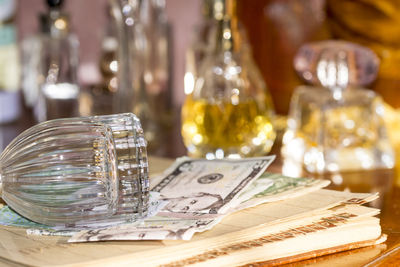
[
  {"left": 181, "top": 18, "right": 276, "bottom": 159},
  {"left": 109, "top": 0, "right": 144, "bottom": 114},
  {"left": 21, "top": 6, "right": 80, "bottom": 122},
  {"left": 282, "top": 41, "right": 395, "bottom": 173},
  {"left": 0, "top": 113, "right": 149, "bottom": 228},
  {"left": 140, "top": 0, "right": 173, "bottom": 153},
  {"left": 36, "top": 33, "right": 80, "bottom": 121},
  {"left": 109, "top": 0, "right": 173, "bottom": 154}
]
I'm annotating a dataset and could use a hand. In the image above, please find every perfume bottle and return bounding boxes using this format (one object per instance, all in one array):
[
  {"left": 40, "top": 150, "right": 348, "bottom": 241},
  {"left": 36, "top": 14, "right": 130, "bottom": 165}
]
[
  {"left": 110, "top": 0, "right": 162, "bottom": 153},
  {"left": 181, "top": 12, "right": 276, "bottom": 159},
  {"left": 86, "top": 35, "right": 118, "bottom": 116},
  {"left": 282, "top": 41, "right": 395, "bottom": 174},
  {"left": 140, "top": 0, "right": 173, "bottom": 154},
  {"left": 22, "top": 0, "right": 79, "bottom": 121},
  {"left": 0, "top": 113, "right": 149, "bottom": 227}
]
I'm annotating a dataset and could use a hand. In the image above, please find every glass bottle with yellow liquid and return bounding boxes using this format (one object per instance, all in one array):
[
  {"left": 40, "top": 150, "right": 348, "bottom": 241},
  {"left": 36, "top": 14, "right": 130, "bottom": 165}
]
[{"left": 181, "top": 14, "right": 275, "bottom": 159}]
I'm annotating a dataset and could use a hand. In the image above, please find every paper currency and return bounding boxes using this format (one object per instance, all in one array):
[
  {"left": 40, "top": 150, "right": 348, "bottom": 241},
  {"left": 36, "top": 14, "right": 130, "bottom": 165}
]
[
  {"left": 233, "top": 172, "right": 331, "bottom": 211},
  {"left": 0, "top": 206, "right": 48, "bottom": 229},
  {"left": 70, "top": 157, "right": 275, "bottom": 242},
  {"left": 68, "top": 215, "right": 221, "bottom": 242},
  {"left": 69, "top": 188, "right": 378, "bottom": 242},
  {"left": 69, "top": 155, "right": 333, "bottom": 243},
  {"left": 0, "top": 192, "right": 167, "bottom": 236},
  {"left": 151, "top": 156, "right": 275, "bottom": 214}
]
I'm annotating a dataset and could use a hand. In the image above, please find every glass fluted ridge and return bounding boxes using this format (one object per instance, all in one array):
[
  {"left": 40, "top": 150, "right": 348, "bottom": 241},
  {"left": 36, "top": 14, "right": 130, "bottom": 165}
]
[{"left": 0, "top": 113, "right": 149, "bottom": 227}]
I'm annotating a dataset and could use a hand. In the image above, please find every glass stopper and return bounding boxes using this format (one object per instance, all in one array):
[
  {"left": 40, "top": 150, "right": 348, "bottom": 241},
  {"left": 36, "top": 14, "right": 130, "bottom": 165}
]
[{"left": 294, "top": 40, "right": 380, "bottom": 88}]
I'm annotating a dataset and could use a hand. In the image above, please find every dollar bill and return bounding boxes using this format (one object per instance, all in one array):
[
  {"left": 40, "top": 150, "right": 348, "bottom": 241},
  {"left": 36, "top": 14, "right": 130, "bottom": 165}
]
[
  {"left": 0, "top": 192, "right": 167, "bottom": 236},
  {"left": 0, "top": 205, "right": 48, "bottom": 229},
  {"left": 151, "top": 156, "right": 275, "bottom": 215},
  {"left": 68, "top": 215, "right": 223, "bottom": 242},
  {"left": 232, "top": 172, "right": 331, "bottom": 211}
]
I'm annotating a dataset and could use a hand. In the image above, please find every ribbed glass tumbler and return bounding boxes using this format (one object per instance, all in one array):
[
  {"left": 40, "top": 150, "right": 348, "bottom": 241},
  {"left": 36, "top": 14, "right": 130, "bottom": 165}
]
[{"left": 0, "top": 113, "right": 149, "bottom": 228}]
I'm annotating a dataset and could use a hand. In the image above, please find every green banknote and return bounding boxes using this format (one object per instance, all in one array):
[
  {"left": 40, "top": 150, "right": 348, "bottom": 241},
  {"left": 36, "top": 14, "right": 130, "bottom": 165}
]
[
  {"left": 234, "top": 172, "right": 330, "bottom": 211},
  {"left": 0, "top": 206, "right": 49, "bottom": 229}
]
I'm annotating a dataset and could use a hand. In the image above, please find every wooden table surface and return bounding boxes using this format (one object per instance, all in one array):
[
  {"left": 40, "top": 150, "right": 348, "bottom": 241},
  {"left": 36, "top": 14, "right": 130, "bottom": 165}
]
[{"left": 0, "top": 112, "right": 400, "bottom": 266}]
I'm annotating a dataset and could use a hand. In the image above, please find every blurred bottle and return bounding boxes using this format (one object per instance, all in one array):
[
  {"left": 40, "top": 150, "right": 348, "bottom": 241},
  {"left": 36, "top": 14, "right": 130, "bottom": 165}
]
[
  {"left": 93, "top": 36, "right": 118, "bottom": 115},
  {"left": 141, "top": 0, "right": 173, "bottom": 153},
  {"left": 181, "top": 0, "right": 275, "bottom": 159},
  {"left": 110, "top": 0, "right": 149, "bottom": 141},
  {"left": 80, "top": 8, "right": 119, "bottom": 116},
  {"left": 79, "top": 35, "right": 118, "bottom": 117},
  {"left": 0, "top": 0, "right": 20, "bottom": 124},
  {"left": 99, "top": 36, "right": 118, "bottom": 97},
  {"left": 78, "top": 6, "right": 119, "bottom": 117},
  {"left": 282, "top": 41, "right": 394, "bottom": 174},
  {"left": 110, "top": 0, "right": 172, "bottom": 155},
  {"left": 21, "top": 0, "right": 79, "bottom": 121}
]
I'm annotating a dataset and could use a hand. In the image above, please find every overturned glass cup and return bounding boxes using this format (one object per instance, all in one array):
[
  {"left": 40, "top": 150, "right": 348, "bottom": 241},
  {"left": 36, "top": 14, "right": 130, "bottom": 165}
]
[{"left": 0, "top": 113, "right": 149, "bottom": 228}]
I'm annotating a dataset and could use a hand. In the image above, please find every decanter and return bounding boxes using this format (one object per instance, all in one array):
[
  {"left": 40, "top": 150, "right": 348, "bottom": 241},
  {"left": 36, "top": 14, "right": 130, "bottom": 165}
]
[
  {"left": 140, "top": 0, "right": 173, "bottom": 154},
  {"left": 21, "top": 0, "right": 80, "bottom": 121},
  {"left": 109, "top": 0, "right": 171, "bottom": 154},
  {"left": 0, "top": 113, "right": 149, "bottom": 227},
  {"left": 181, "top": 14, "right": 276, "bottom": 159},
  {"left": 282, "top": 40, "right": 395, "bottom": 174}
]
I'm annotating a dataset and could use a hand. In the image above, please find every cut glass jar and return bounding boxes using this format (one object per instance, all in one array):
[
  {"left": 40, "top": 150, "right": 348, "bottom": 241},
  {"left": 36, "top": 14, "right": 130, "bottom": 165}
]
[{"left": 0, "top": 113, "right": 149, "bottom": 227}]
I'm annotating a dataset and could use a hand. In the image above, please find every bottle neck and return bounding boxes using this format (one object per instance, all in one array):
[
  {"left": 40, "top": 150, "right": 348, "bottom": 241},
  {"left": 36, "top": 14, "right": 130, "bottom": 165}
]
[
  {"left": 203, "top": 0, "right": 225, "bottom": 21},
  {"left": 204, "top": 0, "right": 237, "bottom": 21},
  {"left": 40, "top": 9, "right": 70, "bottom": 38},
  {"left": 215, "top": 15, "right": 243, "bottom": 55},
  {"left": 217, "top": 18, "right": 232, "bottom": 52},
  {"left": 215, "top": 0, "right": 242, "bottom": 53}
]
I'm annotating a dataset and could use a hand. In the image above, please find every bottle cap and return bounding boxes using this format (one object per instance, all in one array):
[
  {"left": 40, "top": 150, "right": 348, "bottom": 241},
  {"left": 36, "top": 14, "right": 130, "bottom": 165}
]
[
  {"left": 46, "top": 0, "right": 63, "bottom": 8},
  {"left": 294, "top": 40, "right": 380, "bottom": 89}
]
